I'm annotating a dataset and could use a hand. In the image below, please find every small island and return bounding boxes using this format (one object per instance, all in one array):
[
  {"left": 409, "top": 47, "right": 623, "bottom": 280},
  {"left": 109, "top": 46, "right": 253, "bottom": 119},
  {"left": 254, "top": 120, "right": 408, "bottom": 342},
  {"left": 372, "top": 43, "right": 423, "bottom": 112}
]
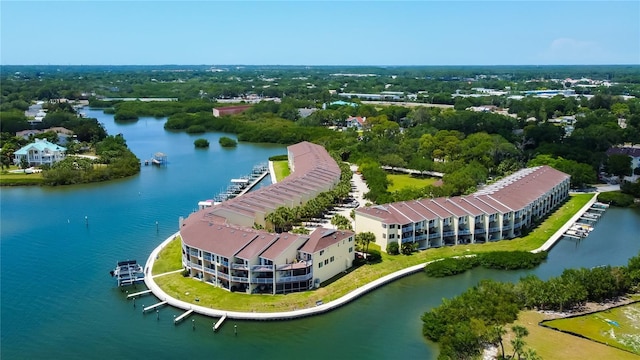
[{"left": 218, "top": 136, "right": 237, "bottom": 148}]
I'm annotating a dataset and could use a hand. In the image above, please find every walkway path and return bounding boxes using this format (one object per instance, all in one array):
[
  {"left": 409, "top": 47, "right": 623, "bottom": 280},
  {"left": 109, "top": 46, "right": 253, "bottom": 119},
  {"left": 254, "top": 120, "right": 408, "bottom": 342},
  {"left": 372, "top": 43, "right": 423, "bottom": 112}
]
[{"left": 268, "top": 161, "right": 277, "bottom": 184}]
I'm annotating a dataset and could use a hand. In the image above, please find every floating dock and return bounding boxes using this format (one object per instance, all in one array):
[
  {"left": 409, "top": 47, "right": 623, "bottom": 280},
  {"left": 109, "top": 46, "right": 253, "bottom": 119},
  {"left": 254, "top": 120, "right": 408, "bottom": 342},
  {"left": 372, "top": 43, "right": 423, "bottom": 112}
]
[
  {"left": 174, "top": 309, "right": 194, "bottom": 324},
  {"left": 143, "top": 301, "right": 168, "bottom": 313},
  {"left": 213, "top": 314, "right": 227, "bottom": 331}
]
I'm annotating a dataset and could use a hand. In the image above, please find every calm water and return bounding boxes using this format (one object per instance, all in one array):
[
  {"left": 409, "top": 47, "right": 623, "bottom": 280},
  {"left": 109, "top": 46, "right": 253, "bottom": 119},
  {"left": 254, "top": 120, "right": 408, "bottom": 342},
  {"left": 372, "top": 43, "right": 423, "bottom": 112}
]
[{"left": 1, "top": 109, "right": 639, "bottom": 359}]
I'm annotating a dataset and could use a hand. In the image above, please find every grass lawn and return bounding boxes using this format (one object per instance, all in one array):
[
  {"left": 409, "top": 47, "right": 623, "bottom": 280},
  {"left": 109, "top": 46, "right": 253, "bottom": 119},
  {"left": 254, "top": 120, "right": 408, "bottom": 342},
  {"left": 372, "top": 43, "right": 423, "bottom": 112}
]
[
  {"left": 272, "top": 160, "right": 290, "bottom": 182},
  {"left": 152, "top": 235, "right": 184, "bottom": 275},
  {"left": 387, "top": 173, "right": 438, "bottom": 192},
  {"left": 0, "top": 166, "right": 44, "bottom": 186},
  {"left": 541, "top": 303, "right": 640, "bottom": 355},
  {"left": 502, "top": 310, "right": 640, "bottom": 360},
  {"left": 151, "top": 194, "right": 594, "bottom": 313}
]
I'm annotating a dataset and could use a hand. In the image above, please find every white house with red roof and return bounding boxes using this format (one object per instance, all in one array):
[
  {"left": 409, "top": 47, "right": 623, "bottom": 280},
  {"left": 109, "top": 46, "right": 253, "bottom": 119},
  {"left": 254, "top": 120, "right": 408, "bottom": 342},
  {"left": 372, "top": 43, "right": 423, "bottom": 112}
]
[
  {"left": 345, "top": 116, "right": 366, "bottom": 130},
  {"left": 355, "top": 166, "right": 570, "bottom": 252}
]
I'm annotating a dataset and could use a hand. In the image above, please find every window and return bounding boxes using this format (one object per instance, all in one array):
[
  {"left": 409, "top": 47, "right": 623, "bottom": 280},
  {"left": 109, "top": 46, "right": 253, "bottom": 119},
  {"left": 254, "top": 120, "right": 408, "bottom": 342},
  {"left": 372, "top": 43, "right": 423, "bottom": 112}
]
[
  {"left": 349, "top": 237, "right": 353, "bottom": 242},
  {"left": 320, "top": 250, "right": 324, "bottom": 256},
  {"left": 318, "top": 262, "right": 323, "bottom": 268},
  {"left": 382, "top": 224, "right": 387, "bottom": 229},
  {"left": 390, "top": 224, "right": 396, "bottom": 229},
  {"left": 330, "top": 256, "right": 334, "bottom": 262},
  {"left": 349, "top": 247, "right": 353, "bottom": 253},
  {"left": 324, "top": 259, "right": 329, "bottom": 265},
  {"left": 389, "top": 234, "right": 395, "bottom": 239},
  {"left": 382, "top": 234, "right": 386, "bottom": 239}
]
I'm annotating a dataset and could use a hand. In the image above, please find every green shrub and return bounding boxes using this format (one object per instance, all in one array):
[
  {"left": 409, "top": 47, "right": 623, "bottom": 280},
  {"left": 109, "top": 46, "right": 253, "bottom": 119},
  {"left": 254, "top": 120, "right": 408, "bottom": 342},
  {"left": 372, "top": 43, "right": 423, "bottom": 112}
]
[
  {"left": 386, "top": 242, "right": 400, "bottom": 255},
  {"left": 366, "top": 249, "right": 382, "bottom": 263},
  {"left": 269, "top": 154, "right": 289, "bottom": 161},
  {"left": 597, "top": 191, "right": 635, "bottom": 207},
  {"left": 424, "top": 256, "right": 480, "bottom": 277},
  {"left": 219, "top": 136, "right": 237, "bottom": 147},
  {"left": 194, "top": 138, "right": 209, "bottom": 148},
  {"left": 479, "top": 251, "right": 547, "bottom": 270}
]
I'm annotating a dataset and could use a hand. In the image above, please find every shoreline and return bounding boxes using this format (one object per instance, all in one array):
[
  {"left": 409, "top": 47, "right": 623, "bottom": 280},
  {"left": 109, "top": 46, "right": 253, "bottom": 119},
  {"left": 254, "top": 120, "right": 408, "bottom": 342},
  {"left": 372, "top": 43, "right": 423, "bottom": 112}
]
[
  {"left": 144, "top": 231, "right": 434, "bottom": 320},
  {"left": 143, "top": 192, "right": 598, "bottom": 320}
]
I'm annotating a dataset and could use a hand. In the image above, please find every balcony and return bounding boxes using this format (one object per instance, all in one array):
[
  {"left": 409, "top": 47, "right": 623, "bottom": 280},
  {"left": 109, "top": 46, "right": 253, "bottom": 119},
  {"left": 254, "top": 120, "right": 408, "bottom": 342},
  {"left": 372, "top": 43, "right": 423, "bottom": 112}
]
[
  {"left": 231, "top": 276, "right": 248, "bottom": 283},
  {"left": 251, "top": 264, "right": 274, "bottom": 272},
  {"left": 231, "top": 263, "right": 248, "bottom": 270},
  {"left": 251, "top": 277, "right": 274, "bottom": 284},
  {"left": 415, "top": 234, "right": 427, "bottom": 241},
  {"left": 474, "top": 228, "right": 486, "bottom": 234},
  {"left": 203, "top": 254, "right": 214, "bottom": 262},
  {"left": 217, "top": 272, "right": 230, "bottom": 280},
  {"left": 458, "top": 229, "right": 471, "bottom": 235},
  {"left": 443, "top": 230, "right": 455, "bottom": 237},
  {"left": 277, "top": 273, "right": 313, "bottom": 283},
  {"left": 428, "top": 233, "right": 441, "bottom": 239},
  {"left": 189, "top": 249, "right": 199, "bottom": 257},
  {"left": 503, "top": 224, "right": 512, "bottom": 230}
]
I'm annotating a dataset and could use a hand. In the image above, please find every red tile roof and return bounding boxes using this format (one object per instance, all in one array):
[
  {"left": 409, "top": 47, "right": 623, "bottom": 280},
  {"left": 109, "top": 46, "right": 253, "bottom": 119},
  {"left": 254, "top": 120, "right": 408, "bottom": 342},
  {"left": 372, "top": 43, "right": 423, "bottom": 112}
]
[
  {"left": 300, "top": 228, "right": 354, "bottom": 254},
  {"left": 356, "top": 166, "right": 569, "bottom": 224}
]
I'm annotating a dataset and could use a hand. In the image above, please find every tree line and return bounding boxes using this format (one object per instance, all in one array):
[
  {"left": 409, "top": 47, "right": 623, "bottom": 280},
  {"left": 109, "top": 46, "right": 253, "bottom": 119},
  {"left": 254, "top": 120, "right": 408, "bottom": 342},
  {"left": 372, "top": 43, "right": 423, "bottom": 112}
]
[{"left": 421, "top": 252, "right": 640, "bottom": 359}]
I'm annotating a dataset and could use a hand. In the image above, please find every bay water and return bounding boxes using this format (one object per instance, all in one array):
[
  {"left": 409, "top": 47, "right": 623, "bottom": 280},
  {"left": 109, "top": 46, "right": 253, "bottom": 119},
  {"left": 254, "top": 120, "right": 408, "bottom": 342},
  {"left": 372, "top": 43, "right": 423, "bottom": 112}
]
[{"left": 1, "top": 109, "right": 639, "bottom": 359}]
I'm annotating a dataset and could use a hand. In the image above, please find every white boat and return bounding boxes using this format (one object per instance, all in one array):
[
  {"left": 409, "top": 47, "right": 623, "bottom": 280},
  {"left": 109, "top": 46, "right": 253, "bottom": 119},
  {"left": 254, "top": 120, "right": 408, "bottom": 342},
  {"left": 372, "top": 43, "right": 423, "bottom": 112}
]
[{"left": 110, "top": 260, "right": 145, "bottom": 286}]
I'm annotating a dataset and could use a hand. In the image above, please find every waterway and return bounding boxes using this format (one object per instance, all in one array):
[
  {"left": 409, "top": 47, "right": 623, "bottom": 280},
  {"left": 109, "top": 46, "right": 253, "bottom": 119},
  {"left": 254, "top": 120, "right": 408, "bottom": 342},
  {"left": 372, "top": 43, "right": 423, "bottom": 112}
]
[{"left": 1, "top": 109, "right": 639, "bottom": 359}]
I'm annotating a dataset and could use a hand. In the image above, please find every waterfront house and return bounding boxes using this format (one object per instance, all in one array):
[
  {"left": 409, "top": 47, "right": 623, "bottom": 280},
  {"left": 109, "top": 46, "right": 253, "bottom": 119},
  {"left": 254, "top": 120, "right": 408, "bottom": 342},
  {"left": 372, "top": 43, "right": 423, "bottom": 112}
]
[
  {"left": 180, "top": 141, "right": 351, "bottom": 294},
  {"left": 355, "top": 166, "right": 570, "bottom": 252},
  {"left": 13, "top": 139, "right": 67, "bottom": 166}
]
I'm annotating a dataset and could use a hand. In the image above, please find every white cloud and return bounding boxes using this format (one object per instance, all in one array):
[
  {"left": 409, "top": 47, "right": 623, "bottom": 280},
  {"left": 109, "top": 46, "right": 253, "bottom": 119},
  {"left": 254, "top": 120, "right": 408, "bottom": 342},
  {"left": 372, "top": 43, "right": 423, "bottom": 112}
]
[{"left": 538, "top": 37, "right": 613, "bottom": 64}]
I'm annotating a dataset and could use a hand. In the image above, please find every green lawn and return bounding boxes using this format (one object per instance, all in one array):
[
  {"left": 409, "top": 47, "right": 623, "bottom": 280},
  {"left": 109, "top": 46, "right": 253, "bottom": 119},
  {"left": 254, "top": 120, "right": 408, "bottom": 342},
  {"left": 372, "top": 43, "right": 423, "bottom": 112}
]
[
  {"left": 152, "top": 235, "right": 184, "bottom": 275},
  {"left": 387, "top": 173, "right": 438, "bottom": 192},
  {"left": 502, "top": 311, "right": 640, "bottom": 360},
  {"left": 272, "top": 160, "right": 290, "bottom": 182},
  {"left": 0, "top": 166, "right": 44, "bottom": 186},
  {"left": 542, "top": 303, "right": 640, "bottom": 355},
  {"left": 151, "top": 194, "right": 594, "bottom": 313}
]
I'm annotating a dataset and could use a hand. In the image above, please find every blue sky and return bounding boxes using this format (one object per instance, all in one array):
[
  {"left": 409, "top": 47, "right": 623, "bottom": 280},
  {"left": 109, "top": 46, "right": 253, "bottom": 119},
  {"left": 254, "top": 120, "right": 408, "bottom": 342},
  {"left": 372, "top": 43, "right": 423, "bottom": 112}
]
[{"left": 1, "top": 1, "right": 639, "bottom": 65}]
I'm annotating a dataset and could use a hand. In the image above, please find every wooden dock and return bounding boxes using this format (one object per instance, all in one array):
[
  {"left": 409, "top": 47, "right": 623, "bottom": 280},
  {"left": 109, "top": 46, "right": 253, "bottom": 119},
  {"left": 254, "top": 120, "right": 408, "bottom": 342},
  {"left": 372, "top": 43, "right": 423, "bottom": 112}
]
[
  {"left": 174, "top": 309, "right": 194, "bottom": 324},
  {"left": 127, "top": 289, "right": 152, "bottom": 299},
  {"left": 213, "top": 314, "right": 227, "bottom": 332},
  {"left": 143, "top": 301, "right": 167, "bottom": 313}
]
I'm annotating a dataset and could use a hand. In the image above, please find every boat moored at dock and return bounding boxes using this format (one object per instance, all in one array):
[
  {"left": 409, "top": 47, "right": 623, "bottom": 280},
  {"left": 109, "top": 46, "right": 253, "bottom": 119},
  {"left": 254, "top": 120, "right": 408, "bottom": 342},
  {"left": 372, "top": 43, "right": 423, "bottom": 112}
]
[
  {"left": 198, "top": 163, "right": 269, "bottom": 209},
  {"left": 110, "top": 260, "right": 145, "bottom": 287}
]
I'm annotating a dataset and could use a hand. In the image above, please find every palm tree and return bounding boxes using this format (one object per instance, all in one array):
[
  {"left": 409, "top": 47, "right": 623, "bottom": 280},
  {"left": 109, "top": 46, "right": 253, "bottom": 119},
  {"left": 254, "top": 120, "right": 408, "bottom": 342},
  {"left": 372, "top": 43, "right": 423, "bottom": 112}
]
[
  {"left": 510, "top": 325, "right": 529, "bottom": 360},
  {"left": 356, "top": 232, "right": 376, "bottom": 254},
  {"left": 492, "top": 325, "right": 507, "bottom": 359}
]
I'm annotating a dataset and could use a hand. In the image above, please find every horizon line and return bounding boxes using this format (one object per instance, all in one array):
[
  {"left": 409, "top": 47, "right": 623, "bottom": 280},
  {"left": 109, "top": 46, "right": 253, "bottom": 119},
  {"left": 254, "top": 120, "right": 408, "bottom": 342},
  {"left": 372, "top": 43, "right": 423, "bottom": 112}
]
[{"left": 2, "top": 63, "right": 640, "bottom": 67}]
